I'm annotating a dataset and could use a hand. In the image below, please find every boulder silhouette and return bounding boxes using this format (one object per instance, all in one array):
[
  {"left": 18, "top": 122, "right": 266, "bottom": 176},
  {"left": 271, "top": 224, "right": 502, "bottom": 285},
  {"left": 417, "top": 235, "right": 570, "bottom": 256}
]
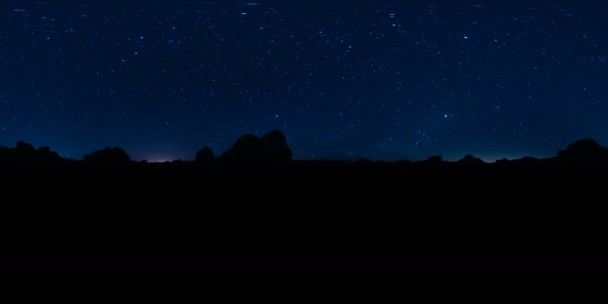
[
  {"left": 556, "top": 138, "right": 608, "bottom": 162},
  {"left": 84, "top": 146, "right": 131, "bottom": 163},
  {"left": 220, "top": 130, "right": 292, "bottom": 161},
  {"left": 195, "top": 146, "right": 215, "bottom": 162}
]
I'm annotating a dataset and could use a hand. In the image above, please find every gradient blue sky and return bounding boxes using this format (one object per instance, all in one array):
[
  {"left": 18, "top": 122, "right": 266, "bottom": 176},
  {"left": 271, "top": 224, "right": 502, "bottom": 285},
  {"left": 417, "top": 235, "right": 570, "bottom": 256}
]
[{"left": 1, "top": 0, "right": 607, "bottom": 162}]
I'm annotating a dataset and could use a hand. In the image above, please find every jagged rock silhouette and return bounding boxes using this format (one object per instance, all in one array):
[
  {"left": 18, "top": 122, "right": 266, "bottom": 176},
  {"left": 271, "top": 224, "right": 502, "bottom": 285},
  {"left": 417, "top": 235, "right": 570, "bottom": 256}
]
[
  {"left": 220, "top": 130, "right": 292, "bottom": 161},
  {"left": 557, "top": 138, "right": 608, "bottom": 162},
  {"left": 0, "top": 140, "right": 62, "bottom": 162},
  {"left": 2, "top": 135, "right": 608, "bottom": 166},
  {"left": 84, "top": 146, "right": 131, "bottom": 163}
]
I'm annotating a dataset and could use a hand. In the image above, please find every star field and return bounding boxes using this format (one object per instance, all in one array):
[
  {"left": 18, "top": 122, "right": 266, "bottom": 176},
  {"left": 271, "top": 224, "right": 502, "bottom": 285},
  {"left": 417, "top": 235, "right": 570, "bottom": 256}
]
[{"left": 1, "top": 1, "right": 608, "bottom": 162}]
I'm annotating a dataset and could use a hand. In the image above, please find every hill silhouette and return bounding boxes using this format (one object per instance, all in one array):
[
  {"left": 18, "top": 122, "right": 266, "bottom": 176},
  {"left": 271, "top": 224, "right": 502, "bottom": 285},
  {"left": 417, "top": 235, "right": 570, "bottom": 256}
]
[
  {"left": 83, "top": 146, "right": 131, "bottom": 163},
  {"left": 1, "top": 132, "right": 607, "bottom": 271},
  {"left": 3, "top": 131, "right": 608, "bottom": 167}
]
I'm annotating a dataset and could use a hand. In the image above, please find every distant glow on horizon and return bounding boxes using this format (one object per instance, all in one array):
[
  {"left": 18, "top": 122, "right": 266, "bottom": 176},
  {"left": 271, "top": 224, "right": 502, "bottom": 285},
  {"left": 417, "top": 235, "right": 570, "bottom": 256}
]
[
  {"left": 146, "top": 159, "right": 176, "bottom": 163},
  {"left": 139, "top": 155, "right": 182, "bottom": 163}
]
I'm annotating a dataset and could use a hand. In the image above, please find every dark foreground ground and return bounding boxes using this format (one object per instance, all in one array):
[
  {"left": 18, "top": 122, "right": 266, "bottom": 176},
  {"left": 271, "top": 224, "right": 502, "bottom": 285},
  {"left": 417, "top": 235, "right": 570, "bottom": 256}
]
[{"left": 1, "top": 159, "right": 607, "bottom": 271}]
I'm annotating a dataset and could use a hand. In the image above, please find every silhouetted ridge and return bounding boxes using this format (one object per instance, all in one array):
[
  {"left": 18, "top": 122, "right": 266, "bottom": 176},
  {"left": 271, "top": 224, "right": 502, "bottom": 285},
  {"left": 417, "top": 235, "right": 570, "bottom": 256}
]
[
  {"left": 457, "top": 154, "right": 485, "bottom": 165},
  {"left": 417, "top": 155, "right": 444, "bottom": 167},
  {"left": 557, "top": 138, "right": 608, "bottom": 162},
  {"left": 220, "top": 130, "right": 292, "bottom": 162},
  {"left": 495, "top": 156, "right": 538, "bottom": 166},
  {"left": 0, "top": 140, "right": 63, "bottom": 163},
  {"left": 83, "top": 146, "right": 131, "bottom": 163},
  {"left": 3, "top": 135, "right": 608, "bottom": 166}
]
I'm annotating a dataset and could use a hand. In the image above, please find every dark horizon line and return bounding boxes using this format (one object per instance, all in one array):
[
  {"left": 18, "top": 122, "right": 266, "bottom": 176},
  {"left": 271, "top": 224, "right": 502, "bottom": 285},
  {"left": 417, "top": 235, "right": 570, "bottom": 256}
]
[{"left": 2, "top": 134, "right": 607, "bottom": 165}]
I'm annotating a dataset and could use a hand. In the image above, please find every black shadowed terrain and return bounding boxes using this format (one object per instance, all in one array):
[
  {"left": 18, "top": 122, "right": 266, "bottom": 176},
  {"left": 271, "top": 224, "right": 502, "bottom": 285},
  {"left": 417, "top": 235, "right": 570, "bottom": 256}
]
[{"left": 1, "top": 132, "right": 607, "bottom": 271}]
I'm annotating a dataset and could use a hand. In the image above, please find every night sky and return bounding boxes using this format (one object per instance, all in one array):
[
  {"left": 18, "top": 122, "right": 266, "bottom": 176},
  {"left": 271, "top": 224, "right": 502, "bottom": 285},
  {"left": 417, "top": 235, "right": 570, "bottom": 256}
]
[{"left": 2, "top": 1, "right": 608, "bottom": 162}]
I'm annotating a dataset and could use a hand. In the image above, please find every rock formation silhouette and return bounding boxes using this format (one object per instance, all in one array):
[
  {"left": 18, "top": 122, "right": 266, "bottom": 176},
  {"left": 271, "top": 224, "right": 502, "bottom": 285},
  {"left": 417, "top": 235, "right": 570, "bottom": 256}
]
[
  {"left": 195, "top": 146, "right": 215, "bottom": 162},
  {"left": 556, "top": 138, "right": 608, "bottom": 162},
  {"left": 3, "top": 134, "right": 608, "bottom": 167},
  {"left": 220, "top": 130, "right": 292, "bottom": 162},
  {"left": 0, "top": 140, "right": 62, "bottom": 162},
  {"left": 457, "top": 154, "right": 485, "bottom": 165},
  {"left": 83, "top": 146, "right": 132, "bottom": 163}
]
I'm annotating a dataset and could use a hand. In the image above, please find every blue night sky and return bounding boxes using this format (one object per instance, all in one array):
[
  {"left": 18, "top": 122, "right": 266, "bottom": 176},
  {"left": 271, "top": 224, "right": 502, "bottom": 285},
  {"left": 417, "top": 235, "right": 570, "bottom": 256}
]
[{"left": 1, "top": 0, "right": 607, "bottom": 162}]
